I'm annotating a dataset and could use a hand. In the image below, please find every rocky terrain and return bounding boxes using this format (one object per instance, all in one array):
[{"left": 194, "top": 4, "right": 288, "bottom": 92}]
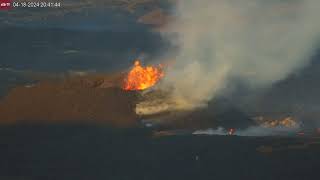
[
  {"left": 1, "top": 0, "right": 320, "bottom": 129},
  {"left": 0, "top": 73, "right": 139, "bottom": 127},
  {"left": 0, "top": 72, "right": 258, "bottom": 130}
]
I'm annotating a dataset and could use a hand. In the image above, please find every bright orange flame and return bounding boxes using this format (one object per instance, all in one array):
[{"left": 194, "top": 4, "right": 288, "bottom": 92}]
[{"left": 123, "top": 60, "right": 164, "bottom": 91}]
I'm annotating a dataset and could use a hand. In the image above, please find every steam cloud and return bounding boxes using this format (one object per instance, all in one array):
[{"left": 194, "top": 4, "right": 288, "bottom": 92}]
[{"left": 162, "top": 0, "right": 320, "bottom": 108}]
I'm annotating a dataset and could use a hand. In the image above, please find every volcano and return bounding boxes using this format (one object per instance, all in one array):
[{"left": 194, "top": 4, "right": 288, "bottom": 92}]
[{"left": 0, "top": 68, "right": 255, "bottom": 130}]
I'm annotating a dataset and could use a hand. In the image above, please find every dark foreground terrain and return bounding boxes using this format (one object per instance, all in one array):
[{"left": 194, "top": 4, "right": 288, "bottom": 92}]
[{"left": 1, "top": 125, "right": 319, "bottom": 180}]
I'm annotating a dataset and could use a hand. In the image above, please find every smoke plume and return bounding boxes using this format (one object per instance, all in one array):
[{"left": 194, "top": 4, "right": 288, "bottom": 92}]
[{"left": 161, "top": 0, "right": 320, "bottom": 109}]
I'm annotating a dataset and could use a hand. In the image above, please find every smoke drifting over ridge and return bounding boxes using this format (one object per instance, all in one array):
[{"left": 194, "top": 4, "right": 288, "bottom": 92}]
[{"left": 162, "top": 0, "right": 320, "bottom": 108}]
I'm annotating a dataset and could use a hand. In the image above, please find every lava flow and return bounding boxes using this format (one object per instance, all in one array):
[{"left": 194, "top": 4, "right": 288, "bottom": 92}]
[{"left": 123, "top": 60, "right": 164, "bottom": 91}]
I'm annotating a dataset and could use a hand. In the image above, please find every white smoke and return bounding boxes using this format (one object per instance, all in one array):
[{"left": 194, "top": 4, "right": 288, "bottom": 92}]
[
  {"left": 193, "top": 127, "right": 227, "bottom": 136},
  {"left": 193, "top": 126, "right": 301, "bottom": 137},
  {"left": 162, "top": 0, "right": 320, "bottom": 108}
]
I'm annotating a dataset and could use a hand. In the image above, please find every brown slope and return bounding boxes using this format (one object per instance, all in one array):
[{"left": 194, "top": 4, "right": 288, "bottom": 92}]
[{"left": 0, "top": 73, "right": 139, "bottom": 127}]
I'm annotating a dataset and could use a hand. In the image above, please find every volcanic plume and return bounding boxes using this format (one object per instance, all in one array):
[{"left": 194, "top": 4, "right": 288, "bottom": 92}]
[{"left": 160, "top": 0, "right": 320, "bottom": 110}]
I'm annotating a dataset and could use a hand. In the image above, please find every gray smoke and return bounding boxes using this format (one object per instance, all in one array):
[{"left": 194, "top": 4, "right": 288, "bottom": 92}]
[{"left": 161, "top": 0, "right": 320, "bottom": 109}]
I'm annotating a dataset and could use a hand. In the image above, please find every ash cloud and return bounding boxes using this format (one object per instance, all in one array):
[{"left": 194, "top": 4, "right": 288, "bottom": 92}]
[{"left": 161, "top": 0, "right": 320, "bottom": 108}]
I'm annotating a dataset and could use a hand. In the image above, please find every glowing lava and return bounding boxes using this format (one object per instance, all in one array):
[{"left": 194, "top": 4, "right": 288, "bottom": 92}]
[
  {"left": 123, "top": 60, "right": 164, "bottom": 91},
  {"left": 255, "top": 116, "right": 298, "bottom": 128}
]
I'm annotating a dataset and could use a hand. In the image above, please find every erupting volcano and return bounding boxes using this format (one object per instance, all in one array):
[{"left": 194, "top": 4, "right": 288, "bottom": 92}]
[{"left": 123, "top": 60, "right": 164, "bottom": 91}]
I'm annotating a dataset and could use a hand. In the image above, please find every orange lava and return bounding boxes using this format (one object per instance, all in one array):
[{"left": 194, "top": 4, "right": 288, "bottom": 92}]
[
  {"left": 228, "top": 128, "right": 236, "bottom": 135},
  {"left": 123, "top": 60, "right": 164, "bottom": 91}
]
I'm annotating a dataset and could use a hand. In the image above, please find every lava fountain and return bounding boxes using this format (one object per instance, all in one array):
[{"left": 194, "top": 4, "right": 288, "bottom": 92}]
[{"left": 123, "top": 60, "right": 164, "bottom": 91}]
